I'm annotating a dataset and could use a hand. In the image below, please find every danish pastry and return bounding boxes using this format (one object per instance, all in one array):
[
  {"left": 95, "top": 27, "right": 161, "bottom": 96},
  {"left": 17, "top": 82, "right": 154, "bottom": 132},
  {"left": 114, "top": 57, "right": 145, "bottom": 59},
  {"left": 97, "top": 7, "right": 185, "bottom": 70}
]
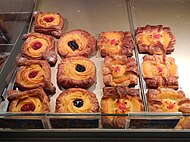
[
  {"left": 15, "top": 57, "right": 56, "bottom": 94},
  {"left": 142, "top": 55, "right": 178, "bottom": 89},
  {"left": 136, "top": 25, "right": 176, "bottom": 54},
  {"left": 58, "top": 29, "right": 96, "bottom": 58},
  {"left": 101, "top": 86, "right": 144, "bottom": 128},
  {"left": 57, "top": 56, "right": 96, "bottom": 89},
  {"left": 7, "top": 88, "right": 50, "bottom": 112},
  {"left": 103, "top": 55, "right": 138, "bottom": 87},
  {"left": 22, "top": 32, "right": 57, "bottom": 66},
  {"left": 34, "top": 12, "right": 64, "bottom": 38},
  {"left": 55, "top": 88, "right": 99, "bottom": 113},
  {"left": 98, "top": 31, "right": 134, "bottom": 57}
]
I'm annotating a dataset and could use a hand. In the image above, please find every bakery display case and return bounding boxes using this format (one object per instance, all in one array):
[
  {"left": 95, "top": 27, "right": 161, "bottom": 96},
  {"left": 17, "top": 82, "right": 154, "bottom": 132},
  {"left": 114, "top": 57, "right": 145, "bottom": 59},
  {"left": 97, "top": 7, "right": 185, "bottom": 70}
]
[{"left": 1, "top": 0, "right": 190, "bottom": 140}]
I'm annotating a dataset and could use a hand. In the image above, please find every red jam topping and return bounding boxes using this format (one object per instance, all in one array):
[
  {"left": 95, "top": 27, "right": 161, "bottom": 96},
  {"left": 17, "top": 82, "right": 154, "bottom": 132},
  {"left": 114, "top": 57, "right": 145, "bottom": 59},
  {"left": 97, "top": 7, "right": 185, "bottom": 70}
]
[
  {"left": 153, "top": 34, "right": 161, "bottom": 39},
  {"left": 118, "top": 103, "right": 126, "bottom": 111},
  {"left": 157, "top": 66, "right": 163, "bottom": 72},
  {"left": 32, "top": 42, "right": 42, "bottom": 50},
  {"left": 29, "top": 71, "right": 38, "bottom": 78},
  {"left": 21, "top": 103, "right": 35, "bottom": 111},
  {"left": 167, "top": 103, "right": 175, "bottom": 109},
  {"left": 43, "top": 16, "right": 54, "bottom": 22},
  {"left": 110, "top": 39, "right": 117, "bottom": 45},
  {"left": 114, "top": 66, "right": 120, "bottom": 72}
]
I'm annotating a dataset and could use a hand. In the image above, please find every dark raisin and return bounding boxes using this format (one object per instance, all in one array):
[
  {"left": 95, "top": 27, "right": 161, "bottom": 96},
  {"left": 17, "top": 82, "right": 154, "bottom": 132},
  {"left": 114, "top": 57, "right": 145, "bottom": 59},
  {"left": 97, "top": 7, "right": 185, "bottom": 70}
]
[
  {"left": 68, "top": 40, "right": 79, "bottom": 51},
  {"left": 21, "top": 103, "right": 35, "bottom": 111},
  {"left": 73, "top": 99, "right": 84, "bottom": 108},
  {"left": 75, "top": 64, "right": 86, "bottom": 72}
]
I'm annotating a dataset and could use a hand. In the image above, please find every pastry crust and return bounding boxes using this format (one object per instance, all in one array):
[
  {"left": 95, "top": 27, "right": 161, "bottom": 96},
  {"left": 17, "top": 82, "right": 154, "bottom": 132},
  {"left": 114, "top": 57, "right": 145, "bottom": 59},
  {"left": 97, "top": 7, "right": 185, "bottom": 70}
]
[
  {"left": 142, "top": 55, "right": 178, "bottom": 89},
  {"left": 98, "top": 31, "right": 134, "bottom": 57},
  {"left": 15, "top": 57, "right": 56, "bottom": 94},
  {"left": 57, "top": 56, "right": 96, "bottom": 89},
  {"left": 55, "top": 88, "right": 99, "bottom": 113},
  {"left": 34, "top": 12, "right": 64, "bottom": 38},
  {"left": 22, "top": 32, "right": 57, "bottom": 66},
  {"left": 7, "top": 88, "right": 50, "bottom": 112},
  {"left": 136, "top": 25, "right": 176, "bottom": 54},
  {"left": 102, "top": 55, "right": 138, "bottom": 87},
  {"left": 58, "top": 29, "right": 96, "bottom": 58},
  {"left": 101, "top": 86, "right": 144, "bottom": 128}
]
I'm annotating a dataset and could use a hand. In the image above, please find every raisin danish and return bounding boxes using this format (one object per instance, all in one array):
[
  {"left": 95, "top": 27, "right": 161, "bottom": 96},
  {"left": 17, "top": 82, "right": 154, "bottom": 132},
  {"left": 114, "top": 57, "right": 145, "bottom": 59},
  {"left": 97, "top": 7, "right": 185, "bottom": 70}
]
[
  {"left": 58, "top": 29, "right": 96, "bottom": 58},
  {"left": 136, "top": 25, "right": 176, "bottom": 54},
  {"left": 34, "top": 12, "right": 64, "bottom": 38}
]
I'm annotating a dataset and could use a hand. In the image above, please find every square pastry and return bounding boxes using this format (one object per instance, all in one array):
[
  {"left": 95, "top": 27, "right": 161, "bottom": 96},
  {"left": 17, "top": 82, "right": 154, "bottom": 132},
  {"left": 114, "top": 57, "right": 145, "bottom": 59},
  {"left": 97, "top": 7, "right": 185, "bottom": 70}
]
[
  {"left": 98, "top": 31, "right": 134, "bottom": 57},
  {"left": 15, "top": 57, "right": 55, "bottom": 94},
  {"left": 136, "top": 25, "right": 176, "bottom": 54},
  {"left": 101, "top": 86, "right": 144, "bottom": 128},
  {"left": 102, "top": 55, "right": 138, "bottom": 87},
  {"left": 141, "top": 55, "right": 178, "bottom": 89},
  {"left": 7, "top": 88, "right": 50, "bottom": 112}
]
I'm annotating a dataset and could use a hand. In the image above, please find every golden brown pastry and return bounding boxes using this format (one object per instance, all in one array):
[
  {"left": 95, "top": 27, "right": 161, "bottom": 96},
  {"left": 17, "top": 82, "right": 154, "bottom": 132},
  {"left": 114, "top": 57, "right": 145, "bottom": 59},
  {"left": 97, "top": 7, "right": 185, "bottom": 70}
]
[
  {"left": 55, "top": 88, "right": 99, "bottom": 113},
  {"left": 15, "top": 57, "right": 55, "bottom": 94},
  {"left": 34, "top": 12, "right": 64, "bottom": 38},
  {"left": 142, "top": 55, "right": 178, "bottom": 89},
  {"left": 58, "top": 29, "right": 96, "bottom": 58},
  {"left": 103, "top": 55, "right": 138, "bottom": 87},
  {"left": 7, "top": 88, "right": 50, "bottom": 112},
  {"left": 136, "top": 25, "right": 176, "bottom": 54},
  {"left": 101, "top": 86, "right": 144, "bottom": 128},
  {"left": 98, "top": 31, "right": 134, "bottom": 57},
  {"left": 57, "top": 56, "right": 96, "bottom": 89},
  {"left": 22, "top": 32, "right": 57, "bottom": 66}
]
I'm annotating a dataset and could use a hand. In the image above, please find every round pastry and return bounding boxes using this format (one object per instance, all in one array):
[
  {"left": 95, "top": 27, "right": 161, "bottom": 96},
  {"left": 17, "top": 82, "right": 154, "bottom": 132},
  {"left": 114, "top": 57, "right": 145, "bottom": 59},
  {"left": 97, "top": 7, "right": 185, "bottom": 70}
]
[
  {"left": 7, "top": 88, "right": 50, "bottom": 112},
  {"left": 55, "top": 88, "right": 99, "bottom": 113},
  {"left": 21, "top": 32, "right": 57, "bottom": 66},
  {"left": 57, "top": 56, "right": 96, "bottom": 89},
  {"left": 34, "top": 12, "right": 64, "bottom": 38},
  {"left": 15, "top": 57, "right": 56, "bottom": 94},
  {"left": 58, "top": 29, "right": 96, "bottom": 58},
  {"left": 136, "top": 25, "right": 176, "bottom": 54}
]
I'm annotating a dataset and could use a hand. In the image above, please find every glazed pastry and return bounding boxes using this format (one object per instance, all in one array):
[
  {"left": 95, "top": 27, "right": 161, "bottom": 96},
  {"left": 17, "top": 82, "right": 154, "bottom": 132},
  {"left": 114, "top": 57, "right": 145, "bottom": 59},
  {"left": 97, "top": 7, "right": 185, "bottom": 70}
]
[
  {"left": 58, "top": 29, "right": 96, "bottom": 58},
  {"left": 22, "top": 32, "right": 57, "bottom": 66},
  {"left": 7, "top": 88, "right": 50, "bottom": 112},
  {"left": 142, "top": 55, "right": 178, "bottom": 89},
  {"left": 102, "top": 55, "right": 138, "bottom": 87},
  {"left": 15, "top": 57, "right": 56, "bottom": 94},
  {"left": 98, "top": 31, "right": 134, "bottom": 57},
  {"left": 101, "top": 86, "right": 144, "bottom": 128},
  {"left": 55, "top": 88, "right": 99, "bottom": 113},
  {"left": 34, "top": 12, "right": 64, "bottom": 38},
  {"left": 136, "top": 25, "right": 176, "bottom": 54},
  {"left": 57, "top": 56, "right": 96, "bottom": 89}
]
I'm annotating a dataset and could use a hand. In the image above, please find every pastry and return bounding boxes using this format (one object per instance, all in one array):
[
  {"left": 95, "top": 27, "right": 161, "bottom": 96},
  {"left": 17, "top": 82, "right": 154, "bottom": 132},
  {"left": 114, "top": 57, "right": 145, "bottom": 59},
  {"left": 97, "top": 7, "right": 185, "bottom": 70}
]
[
  {"left": 15, "top": 57, "right": 56, "bottom": 94},
  {"left": 57, "top": 56, "right": 96, "bottom": 89},
  {"left": 22, "top": 32, "right": 57, "bottom": 66},
  {"left": 101, "top": 86, "right": 144, "bottom": 128},
  {"left": 34, "top": 12, "right": 64, "bottom": 38},
  {"left": 7, "top": 88, "right": 50, "bottom": 112},
  {"left": 142, "top": 55, "right": 178, "bottom": 89},
  {"left": 136, "top": 25, "right": 176, "bottom": 54},
  {"left": 98, "top": 31, "right": 134, "bottom": 57},
  {"left": 58, "top": 29, "right": 96, "bottom": 58},
  {"left": 55, "top": 88, "right": 99, "bottom": 113},
  {"left": 102, "top": 55, "right": 138, "bottom": 87}
]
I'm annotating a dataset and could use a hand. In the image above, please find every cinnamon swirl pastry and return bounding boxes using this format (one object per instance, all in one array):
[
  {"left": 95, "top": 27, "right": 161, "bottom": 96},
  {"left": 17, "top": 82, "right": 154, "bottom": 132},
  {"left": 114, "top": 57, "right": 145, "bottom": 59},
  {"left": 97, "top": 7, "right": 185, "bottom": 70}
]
[
  {"left": 142, "top": 55, "right": 178, "bottom": 89},
  {"left": 58, "top": 29, "right": 96, "bottom": 58},
  {"left": 34, "top": 12, "right": 64, "bottom": 38},
  {"left": 101, "top": 86, "right": 144, "bottom": 128},
  {"left": 55, "top": 88, "right": 99, "bottom": 113},
  {"left": 57, "top": 56, "right": 96, "bottom": 89},
  {"left": 103, "top": 55, "right": 138, "bottom": 87},
  {"left": 15, "top": 57, "right": 55, "bottom": 94},
  {"left": 98, "top": 31, "right": 134, "bottom": 57},
  {"left": 21, "top": 32, "right": 57, "bottom": 66},
  {"left": 136, "top": 25, "right": 176, "bottom": 54}
]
